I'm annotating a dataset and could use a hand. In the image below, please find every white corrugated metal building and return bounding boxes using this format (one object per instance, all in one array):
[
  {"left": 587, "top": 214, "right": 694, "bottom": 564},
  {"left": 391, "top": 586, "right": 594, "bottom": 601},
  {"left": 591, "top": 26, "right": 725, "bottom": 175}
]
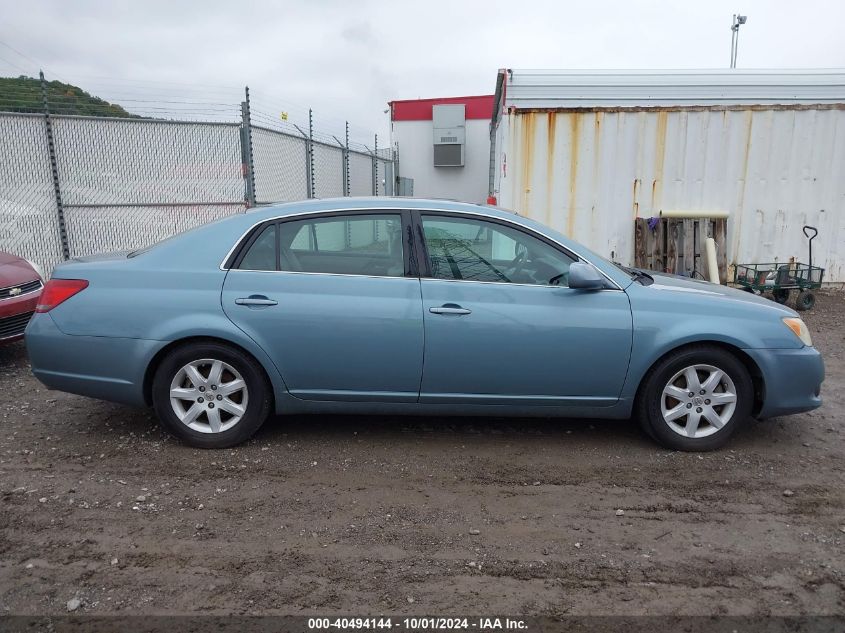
[{"left": 489, "top": 69, "right": 845, "bottom": 282}]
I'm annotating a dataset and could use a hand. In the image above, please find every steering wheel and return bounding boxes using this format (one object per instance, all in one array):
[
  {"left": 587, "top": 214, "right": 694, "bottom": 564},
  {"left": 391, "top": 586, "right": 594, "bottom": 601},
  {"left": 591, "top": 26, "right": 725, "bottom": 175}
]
[
  {"left": 549, "top": 271, "right": 568, "bottom": 286},
  {"left": 505, "top": 248, "right": 528, "bottom": 279}
]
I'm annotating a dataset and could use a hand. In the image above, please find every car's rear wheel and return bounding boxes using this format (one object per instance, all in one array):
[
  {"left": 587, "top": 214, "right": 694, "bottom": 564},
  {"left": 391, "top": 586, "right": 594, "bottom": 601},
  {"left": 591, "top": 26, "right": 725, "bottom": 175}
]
[
  {"left": 637, "top": 346, "right": 753, "bottom": 451},
  {"left": 152, "top": 341, "right": 272, "bottom": 448}
]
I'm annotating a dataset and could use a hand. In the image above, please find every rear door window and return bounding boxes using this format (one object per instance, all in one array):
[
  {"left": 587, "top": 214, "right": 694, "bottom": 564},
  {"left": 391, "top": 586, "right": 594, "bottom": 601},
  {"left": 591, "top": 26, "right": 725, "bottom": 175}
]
[{"left": 280, "top": 213, "right": 405, "bottom": 277}]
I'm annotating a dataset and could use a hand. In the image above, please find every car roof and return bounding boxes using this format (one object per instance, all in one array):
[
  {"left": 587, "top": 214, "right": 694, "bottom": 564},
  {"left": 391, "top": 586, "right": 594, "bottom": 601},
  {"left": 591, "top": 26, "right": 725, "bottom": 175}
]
[{"left": 245, "top": 197, "right": 517, "bottom": 221}]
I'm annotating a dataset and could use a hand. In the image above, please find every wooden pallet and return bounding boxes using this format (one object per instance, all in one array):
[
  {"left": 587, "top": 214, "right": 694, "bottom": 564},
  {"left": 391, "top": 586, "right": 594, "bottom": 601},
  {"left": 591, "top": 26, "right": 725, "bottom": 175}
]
[{"left": 634, "top": 217, "right": 727, "bottom": 282}]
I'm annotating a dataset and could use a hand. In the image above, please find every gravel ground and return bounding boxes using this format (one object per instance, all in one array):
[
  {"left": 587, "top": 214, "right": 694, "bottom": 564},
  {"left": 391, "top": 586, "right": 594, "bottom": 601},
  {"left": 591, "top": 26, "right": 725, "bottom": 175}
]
[{"left": 0, "top": 291, "right": 843, "bottom": 617}]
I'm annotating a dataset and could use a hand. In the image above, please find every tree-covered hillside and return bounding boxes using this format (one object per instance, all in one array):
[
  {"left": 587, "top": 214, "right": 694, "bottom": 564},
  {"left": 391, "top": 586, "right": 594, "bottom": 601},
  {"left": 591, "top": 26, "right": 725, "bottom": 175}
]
[{"left": 0, "top": 75, "right": 136, "bottom": 117}]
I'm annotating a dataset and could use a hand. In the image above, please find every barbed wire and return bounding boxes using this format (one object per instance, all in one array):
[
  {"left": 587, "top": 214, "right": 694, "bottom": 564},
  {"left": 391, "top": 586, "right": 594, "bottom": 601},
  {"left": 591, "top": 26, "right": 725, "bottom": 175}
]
[{"left": 0, "top": 69, "right": 388, "bottom": 148}]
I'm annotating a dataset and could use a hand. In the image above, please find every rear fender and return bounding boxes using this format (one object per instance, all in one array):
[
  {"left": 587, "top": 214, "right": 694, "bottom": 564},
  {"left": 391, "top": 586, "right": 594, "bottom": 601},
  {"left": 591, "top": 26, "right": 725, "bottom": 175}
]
[{"left": 143, "top": 315, "right": 291, "bottom": 402}]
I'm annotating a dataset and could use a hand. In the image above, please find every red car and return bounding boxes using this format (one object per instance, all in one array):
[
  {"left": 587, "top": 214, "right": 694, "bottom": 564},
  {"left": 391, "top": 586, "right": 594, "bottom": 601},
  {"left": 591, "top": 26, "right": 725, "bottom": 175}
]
[{"left": 0, "top": 251, "right": 44, "bottom": 345}]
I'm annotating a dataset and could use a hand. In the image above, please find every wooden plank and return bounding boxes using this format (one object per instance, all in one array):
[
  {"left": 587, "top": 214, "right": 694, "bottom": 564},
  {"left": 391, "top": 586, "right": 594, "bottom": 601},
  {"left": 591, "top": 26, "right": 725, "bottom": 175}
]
[
  {"left": 634, "top": 218, "right": 647, "bottom": 269},
  {"left": 712, "top": 218, "right": 728, "bottom": 282},
  {"left": 635, "top": 217, "right": 672, "bottom": 272},
  {"left": 666, "top": 219, "right": 679, "bottom": 274},
  {"left": 652, "top": 219, "right": 666, "bottom": 272},
  {"left": 699, "top": 219, "right": 708, "bottom": 279},
  {"left": 682, "top": 218, "right": 696, "bottom": 277},
  {"left": 648, "top": 220, "right": 658, "bottom": 271}
]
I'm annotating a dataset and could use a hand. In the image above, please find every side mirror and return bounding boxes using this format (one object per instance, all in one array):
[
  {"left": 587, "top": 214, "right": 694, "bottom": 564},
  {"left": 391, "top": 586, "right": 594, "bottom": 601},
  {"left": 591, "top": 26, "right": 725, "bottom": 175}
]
[{"left": 567, "top": 262, "right": 605, "bottom": 290}]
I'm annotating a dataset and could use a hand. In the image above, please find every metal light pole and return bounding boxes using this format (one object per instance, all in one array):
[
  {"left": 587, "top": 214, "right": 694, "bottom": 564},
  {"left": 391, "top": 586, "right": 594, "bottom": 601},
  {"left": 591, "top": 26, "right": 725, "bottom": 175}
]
[{"left": 730, "top": 14, "right": 748, "bottom": 68}]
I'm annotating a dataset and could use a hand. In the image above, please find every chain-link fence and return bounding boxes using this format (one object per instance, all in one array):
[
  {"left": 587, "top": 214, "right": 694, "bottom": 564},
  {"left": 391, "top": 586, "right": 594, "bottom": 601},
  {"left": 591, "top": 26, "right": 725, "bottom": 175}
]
[
  {"left": 0, "top": 113, "right": 65, "bottom": 273},
  {"left": 0, "top": 76, "right": 396, "bottom": 274}
]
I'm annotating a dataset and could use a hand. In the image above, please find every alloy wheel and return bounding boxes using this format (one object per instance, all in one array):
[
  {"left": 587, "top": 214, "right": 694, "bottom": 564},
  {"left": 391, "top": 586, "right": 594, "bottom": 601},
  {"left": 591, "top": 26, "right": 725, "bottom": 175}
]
[
  {"left": 169, "top": 358, "right": 249, "bottom": 434},
  {"left": 660, "top": 364, "right": 738, "bottom": 439}
]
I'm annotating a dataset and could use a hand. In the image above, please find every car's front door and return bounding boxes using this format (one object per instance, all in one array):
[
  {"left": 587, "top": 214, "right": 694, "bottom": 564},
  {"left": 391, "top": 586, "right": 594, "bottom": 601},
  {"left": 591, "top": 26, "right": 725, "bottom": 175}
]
[
  {"left": 222, "top": 210, "right": 424, "bottom": 402},
  {"left": 416, "top": 213, "right": 633, "bottom": 407}
]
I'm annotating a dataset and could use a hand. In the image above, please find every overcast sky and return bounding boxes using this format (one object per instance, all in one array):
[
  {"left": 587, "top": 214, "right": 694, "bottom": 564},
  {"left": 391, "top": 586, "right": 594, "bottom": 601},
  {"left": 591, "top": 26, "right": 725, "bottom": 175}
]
[{"left": 1, "top": 0, "right": 844, "bottom": 140}]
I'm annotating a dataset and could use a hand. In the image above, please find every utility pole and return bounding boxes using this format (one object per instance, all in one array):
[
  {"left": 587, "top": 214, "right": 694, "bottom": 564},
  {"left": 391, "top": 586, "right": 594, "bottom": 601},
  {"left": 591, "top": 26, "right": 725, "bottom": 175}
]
[{"left": 730, "top": 13, "right": 748, "bottom": 68}]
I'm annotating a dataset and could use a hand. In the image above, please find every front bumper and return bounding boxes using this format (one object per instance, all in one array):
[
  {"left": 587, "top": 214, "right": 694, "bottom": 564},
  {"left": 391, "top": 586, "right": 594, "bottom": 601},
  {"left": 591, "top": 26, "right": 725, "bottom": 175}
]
[
  {"left": 25, "top": 312, "right": 162, "bottom": 407},
  {"left": 0, "top": 289, "right": 40, "bottom": 343},
  {"left": 745, "top": 346, "right": 824, "bottom": 418}
]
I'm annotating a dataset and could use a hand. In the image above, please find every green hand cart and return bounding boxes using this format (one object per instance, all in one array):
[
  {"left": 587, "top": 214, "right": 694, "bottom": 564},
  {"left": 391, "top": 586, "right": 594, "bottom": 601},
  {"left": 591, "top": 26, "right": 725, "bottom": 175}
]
[{"left": 733, "top": 225, "right": 824, "bottom": 311}]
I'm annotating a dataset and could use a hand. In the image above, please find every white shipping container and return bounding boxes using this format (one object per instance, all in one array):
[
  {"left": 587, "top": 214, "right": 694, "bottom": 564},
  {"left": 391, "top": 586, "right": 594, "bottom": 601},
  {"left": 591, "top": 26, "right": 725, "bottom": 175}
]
[{"left": 491, "top": 70, "right": 845, "bottom": 282}]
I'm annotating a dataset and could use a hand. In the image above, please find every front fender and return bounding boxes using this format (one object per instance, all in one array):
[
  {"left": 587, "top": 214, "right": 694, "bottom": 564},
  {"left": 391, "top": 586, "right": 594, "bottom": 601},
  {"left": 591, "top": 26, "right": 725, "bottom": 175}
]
[
  {"left": 621, "top": 283, "right": 802, "bottom": 399},
  {"left": 622, "top": 327, "right": 753, "bottom": 400}
]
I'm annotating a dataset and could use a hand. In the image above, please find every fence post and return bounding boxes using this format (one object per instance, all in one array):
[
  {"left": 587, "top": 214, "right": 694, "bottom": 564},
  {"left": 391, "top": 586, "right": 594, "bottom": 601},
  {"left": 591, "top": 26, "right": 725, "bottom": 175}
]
[
  {"left": 293, "top": 122, "right": 311, "bottom": 199},
  {"left": 393, "top": 143, "right": 400, "bottom": 192},
  {"left": 308, "top": 109, "right": 315, "bottom": 199},
  {"left": 388, "top": 144, "right": 398, "bottom": 196},
  {"left": 40, "top": 70, "right": 70, "bottom": 260},
  {"left": 240, "top": 86, "right": 256, "bottom": 208},
  {"left": 344, "top": 121, "right": 350, "bottom": 196},
  {"left": 372, "top": 134, "right": 378, "bottom": 196}
]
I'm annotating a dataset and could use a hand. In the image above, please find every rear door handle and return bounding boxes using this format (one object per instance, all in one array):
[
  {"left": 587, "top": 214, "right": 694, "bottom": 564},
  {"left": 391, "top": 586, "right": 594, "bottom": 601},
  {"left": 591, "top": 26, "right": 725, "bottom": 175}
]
[
  {"left": 235, "top": 296, "right": 278, "bottom": 307},
  {"left": 429, "top": 305, "right": 471, "bottom": 315}
]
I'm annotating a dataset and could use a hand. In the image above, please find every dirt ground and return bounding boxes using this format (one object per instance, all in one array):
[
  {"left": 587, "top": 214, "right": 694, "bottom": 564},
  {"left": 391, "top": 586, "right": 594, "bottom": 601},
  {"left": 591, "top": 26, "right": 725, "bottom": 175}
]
[{"left": 1, "top": 291, "right": 843, "bottom": 618}]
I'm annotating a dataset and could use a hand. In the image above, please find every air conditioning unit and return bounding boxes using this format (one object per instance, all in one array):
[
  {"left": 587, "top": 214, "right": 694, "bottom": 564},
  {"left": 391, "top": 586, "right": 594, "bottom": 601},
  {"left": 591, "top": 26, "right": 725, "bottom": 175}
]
[{"left": 433, "top": 104, "right": 465, "bottom": 167}]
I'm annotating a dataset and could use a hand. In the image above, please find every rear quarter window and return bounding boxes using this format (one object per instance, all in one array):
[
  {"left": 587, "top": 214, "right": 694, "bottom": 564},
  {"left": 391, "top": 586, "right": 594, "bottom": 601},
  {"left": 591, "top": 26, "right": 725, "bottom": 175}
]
[{"left": 237, "top": 224, "right": 277, "bottom": 271}]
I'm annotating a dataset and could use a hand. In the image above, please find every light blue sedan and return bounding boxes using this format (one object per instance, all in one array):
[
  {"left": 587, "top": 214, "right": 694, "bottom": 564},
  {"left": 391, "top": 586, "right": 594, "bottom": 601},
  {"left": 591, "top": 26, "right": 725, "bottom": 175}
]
[{"left": 25, "top": 198, "right": 824, "bottom": 450}]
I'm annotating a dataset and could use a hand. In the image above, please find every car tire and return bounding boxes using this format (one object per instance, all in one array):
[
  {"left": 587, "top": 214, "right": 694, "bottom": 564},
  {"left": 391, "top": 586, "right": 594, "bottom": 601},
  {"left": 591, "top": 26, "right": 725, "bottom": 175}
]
[
  {"left": 152, "top": 341, "right": 272, "bottom": 449},
  {"left": 636, "top": 345, "right": 753, "bottom": 452}
]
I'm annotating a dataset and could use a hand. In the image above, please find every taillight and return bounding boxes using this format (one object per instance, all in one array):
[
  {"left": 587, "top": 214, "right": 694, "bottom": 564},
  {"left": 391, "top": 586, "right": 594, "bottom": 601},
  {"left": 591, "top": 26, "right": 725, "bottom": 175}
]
[{"left": 35, "top": 279, "right": 89, "bottom": 313}]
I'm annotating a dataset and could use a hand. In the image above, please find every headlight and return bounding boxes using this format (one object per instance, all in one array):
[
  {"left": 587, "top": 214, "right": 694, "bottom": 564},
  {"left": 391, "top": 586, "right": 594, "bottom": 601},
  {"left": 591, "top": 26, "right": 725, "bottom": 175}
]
[
  {"left": 783, "top": 317, "right": 813, "bottom": 347},
  {"left": 24, "top": 258, "right": 45, "bottom": 281}
]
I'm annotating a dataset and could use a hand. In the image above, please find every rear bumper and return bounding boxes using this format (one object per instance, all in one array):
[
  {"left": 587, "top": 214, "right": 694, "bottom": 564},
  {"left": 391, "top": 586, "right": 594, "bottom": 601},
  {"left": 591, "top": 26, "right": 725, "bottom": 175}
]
[
  {"left": 25, "top": 313, "right": 161, "bottom": 407},
  {"left": 745, "top": 346, "right": 824, "bottom": 418}
]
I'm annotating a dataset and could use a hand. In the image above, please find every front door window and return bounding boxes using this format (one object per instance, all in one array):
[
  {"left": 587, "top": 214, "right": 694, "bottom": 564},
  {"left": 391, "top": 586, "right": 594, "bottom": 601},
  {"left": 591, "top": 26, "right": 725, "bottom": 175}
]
[{"left": 421, "top": 216, "right": 575, "bottom": 286}]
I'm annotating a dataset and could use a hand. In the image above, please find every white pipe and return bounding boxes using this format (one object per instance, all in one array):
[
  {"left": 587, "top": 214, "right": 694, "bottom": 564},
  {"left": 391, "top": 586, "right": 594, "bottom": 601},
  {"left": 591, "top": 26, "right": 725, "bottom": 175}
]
[
  {"left": 705, "top": 237, "right": 720, "bottom": 284},
  {"left": 659, "top": 209, "right": 730, "bottom": 219}
]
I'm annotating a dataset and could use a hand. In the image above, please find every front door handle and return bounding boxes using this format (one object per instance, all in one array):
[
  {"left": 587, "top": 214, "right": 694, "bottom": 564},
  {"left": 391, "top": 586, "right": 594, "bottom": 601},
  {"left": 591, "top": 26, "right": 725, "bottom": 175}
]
[
  {"left": 235, "top": 295, "right": 278, "bottom": 307},
  {"left": 429, "top": 304, "right": 471, "bottom": 315}
]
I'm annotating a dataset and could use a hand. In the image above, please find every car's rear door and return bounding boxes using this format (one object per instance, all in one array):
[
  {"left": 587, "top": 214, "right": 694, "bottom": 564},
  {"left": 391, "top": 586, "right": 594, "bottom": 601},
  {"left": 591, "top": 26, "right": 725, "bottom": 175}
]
[
  {"left": 222, "top": 210, "right": 424, "bottom": 402},
  {"left": 415, "top": 212, "right": 633, "bottom": 407}
]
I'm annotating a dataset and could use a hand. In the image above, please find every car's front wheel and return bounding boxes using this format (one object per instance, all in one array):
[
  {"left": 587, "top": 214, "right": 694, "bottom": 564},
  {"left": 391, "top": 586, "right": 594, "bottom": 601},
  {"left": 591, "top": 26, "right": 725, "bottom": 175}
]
[
  {"left": 152, "top": 341, "right": 272, "bottom": 448},
  {"left": 637, "top": 346, "right": 753, "bottom": 451}
]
